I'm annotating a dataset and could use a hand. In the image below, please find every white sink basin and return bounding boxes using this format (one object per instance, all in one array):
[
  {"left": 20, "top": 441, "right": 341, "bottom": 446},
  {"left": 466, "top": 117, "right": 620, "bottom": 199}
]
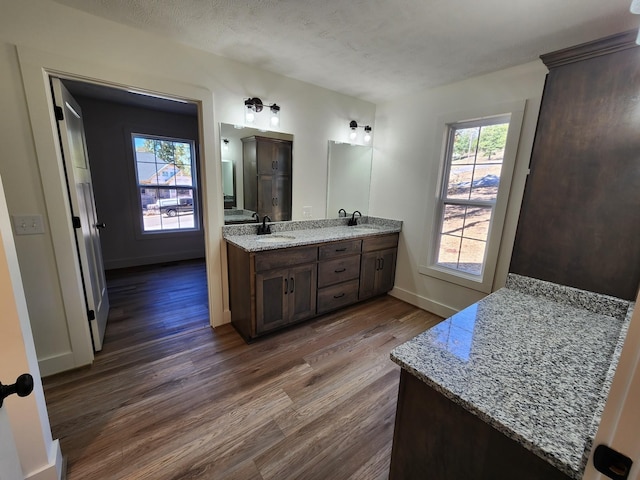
[{"left": 256, "top": 235, "right": 296, "bottom": 243}]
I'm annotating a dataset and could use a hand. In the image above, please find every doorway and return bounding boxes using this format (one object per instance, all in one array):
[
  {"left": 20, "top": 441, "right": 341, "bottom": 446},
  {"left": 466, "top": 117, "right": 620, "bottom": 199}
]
[{"left": 57, "top": 77, "right": 208, "bottom": 353}]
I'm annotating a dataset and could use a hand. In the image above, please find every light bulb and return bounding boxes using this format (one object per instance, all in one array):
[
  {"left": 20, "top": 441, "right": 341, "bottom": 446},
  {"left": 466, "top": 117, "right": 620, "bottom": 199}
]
[
  {"left": 364, "top": 132, "right": 371, "bottom": 143},
  {"left": 245, "top": 108, "right": 255, "bottom": 124},
  {"left": 349, "top": 129, "right": 357, "bottom": 141},
  {"left": 222, "top": 140, "right": 229, "bottom": 152}
]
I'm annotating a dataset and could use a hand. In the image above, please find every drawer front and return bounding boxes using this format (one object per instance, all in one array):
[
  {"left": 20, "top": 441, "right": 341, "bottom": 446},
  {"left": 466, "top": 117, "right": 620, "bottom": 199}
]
[
  {"left": 317, "top": 279, "right": 360, "bottom": 314},
  {"left": 255, "top": 246, "right": 317, "bottom": 272},
  {"left": 317, "top": 255, "right": 361, "bottom": 288},
  {"left": 362, "top": 233, "right": 399, "bottom": 252},
  {"left": 318, "top": 239, "right": 362, "bottom": 260}
]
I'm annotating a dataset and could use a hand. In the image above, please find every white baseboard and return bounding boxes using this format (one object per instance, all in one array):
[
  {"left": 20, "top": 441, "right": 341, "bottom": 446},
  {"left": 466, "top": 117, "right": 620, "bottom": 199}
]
[
  {"left": 38, "top": 352, "right": 82, "bottom": 378},
  {"left": 25, "top": 439, "right": 63, "bottom": 480},
  {"left": 389, "top": 286, "right": 458, "bottom": 319}
]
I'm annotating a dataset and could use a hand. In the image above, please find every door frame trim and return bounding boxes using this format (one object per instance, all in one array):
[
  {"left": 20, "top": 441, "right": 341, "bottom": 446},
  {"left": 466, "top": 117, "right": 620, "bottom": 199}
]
[{"left": 17, "top": 46, "right": 225, "bottom": 375}]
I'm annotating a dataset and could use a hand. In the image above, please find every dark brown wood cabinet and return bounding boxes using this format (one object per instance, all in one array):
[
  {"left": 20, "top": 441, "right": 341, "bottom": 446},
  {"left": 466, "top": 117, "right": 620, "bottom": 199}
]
[
  {"left": 242, "top": 136, "right": 292, "bottom": 221},
  {"left": 256, "top": 263, "right": 317, "bottom": 334},
  {"left": 317, "top": 240, "right": 362, "bottom": 314},
  {"left": 227, "top": 233, "right": 399, "bottom": 341},
  {"left": 510, "top": 31, "right": 640, "bottom": 300},
  {"left": 359, "top": 235, "right": 398, "bottom": 300}
]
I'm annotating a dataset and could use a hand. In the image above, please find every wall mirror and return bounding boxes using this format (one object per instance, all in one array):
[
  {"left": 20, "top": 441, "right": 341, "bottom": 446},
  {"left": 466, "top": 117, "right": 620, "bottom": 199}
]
[
  {"left": 326, "top": 141, "right": 373, "bottom": 217},
  {"left": 220, "top": 123, "right": 294, "bottom": 224}
]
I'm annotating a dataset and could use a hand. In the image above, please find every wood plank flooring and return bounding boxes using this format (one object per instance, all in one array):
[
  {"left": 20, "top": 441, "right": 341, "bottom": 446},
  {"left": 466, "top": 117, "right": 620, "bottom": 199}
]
[{"left": 43, "top": 259, "right": 442, "bottom": 480}]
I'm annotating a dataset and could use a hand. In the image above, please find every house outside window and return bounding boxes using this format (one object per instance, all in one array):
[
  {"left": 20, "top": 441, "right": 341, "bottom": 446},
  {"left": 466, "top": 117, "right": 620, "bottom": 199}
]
[
  {"left": 132, "top": 134, "right": 199, "bottom": 233},
  {"left": 420, "top": 102, "right": 525, "bottom": 293}
]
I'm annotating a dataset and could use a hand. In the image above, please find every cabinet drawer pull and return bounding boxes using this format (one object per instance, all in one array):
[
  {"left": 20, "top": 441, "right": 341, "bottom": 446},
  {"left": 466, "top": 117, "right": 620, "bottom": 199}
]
[
  {"left": 333, "top": 293, "right": 345, "bottom": 299},
  {"left": 335, "top": 248, "right": 347, "bottom": 252},
  {"left": 334, "top": 268, "right": 346, "bottom": 273}
]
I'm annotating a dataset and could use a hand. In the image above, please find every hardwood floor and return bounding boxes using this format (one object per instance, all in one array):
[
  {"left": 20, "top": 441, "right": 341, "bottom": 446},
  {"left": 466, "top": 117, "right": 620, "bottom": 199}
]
[{"left": 43, "top": 259, "right": 441, "bottom": 480}]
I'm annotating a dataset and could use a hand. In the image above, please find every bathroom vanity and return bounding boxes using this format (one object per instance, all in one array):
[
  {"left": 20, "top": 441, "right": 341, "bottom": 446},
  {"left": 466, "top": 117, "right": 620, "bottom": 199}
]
[
  {"left": 223, "top": 217, "right": 401, "bottom": 341},
  {"left": 389, "top": 274, "right": 634, "bottom": 480}
]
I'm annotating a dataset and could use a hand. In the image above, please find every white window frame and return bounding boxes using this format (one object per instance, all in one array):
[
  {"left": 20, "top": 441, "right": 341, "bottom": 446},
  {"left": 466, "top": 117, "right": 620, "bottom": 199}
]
[
  {"left": 131, "top": 133, "right": 200, "bottom": 235},
  {"left": 419, "top": 101, "right": 525, "bottom": 293}
]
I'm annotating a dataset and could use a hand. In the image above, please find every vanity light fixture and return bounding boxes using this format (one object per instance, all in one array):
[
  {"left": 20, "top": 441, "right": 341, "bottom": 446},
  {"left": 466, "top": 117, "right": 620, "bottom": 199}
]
[
  {"left": 349, "top": 120, "right": 373, "bottom": 143},
  {"left": 244, "top": 97, "right": 281, "bottom": 127},
  {"left": 222, "top": 138, "right": 229, "bottom": 153}
]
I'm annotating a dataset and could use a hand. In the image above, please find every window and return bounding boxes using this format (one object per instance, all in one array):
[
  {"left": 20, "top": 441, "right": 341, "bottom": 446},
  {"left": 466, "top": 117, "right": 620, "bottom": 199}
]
[
  {"left": 436, "top": 116, "right": 509, "bottom": 276},
  {"left": 420, "top": 102, "right": 525, "bottom": 293},
  {"left": 132, "top": 134, "right": 198, "bottom": 233}
]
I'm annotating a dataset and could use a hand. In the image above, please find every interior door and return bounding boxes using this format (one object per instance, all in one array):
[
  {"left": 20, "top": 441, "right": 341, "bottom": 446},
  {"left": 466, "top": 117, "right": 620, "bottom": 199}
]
[{"left": 51, "top": 78, "right": 110, "bottom": 351}]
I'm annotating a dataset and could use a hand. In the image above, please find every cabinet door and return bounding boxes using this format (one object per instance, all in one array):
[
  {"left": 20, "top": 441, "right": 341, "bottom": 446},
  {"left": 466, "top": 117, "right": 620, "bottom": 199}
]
[
  {"left": 377, "top": 248, "right": 398, "bottom": 294},
  {"left": 359, "top": 251, "right": 379, "bottom": 300},
  {"left": 272, "top": 175, "right": 291, "bottom": 221},
  {"left": 288, "top": 263, "right": 317, "bottom": 323},
  {"left": 257, "top": 175, "right": 274, "bottom": 218},
  {"left": 273, "top": 141, "right": 292, "bottom": 175},
  {"left": 359, "top": 248, "right": 397, "bottom": 300},
  {"left": 256, "top": 269, "right": 288, "bottom": 334}
]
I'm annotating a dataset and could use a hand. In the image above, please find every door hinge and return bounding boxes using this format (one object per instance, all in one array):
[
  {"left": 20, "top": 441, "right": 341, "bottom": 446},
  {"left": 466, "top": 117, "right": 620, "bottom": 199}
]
[
  {"left": 87, "top": 310, "right": 95, "bottom": 321},
  {"left": 72, "top": 216, "right": 81, "bottom": 229},
  {"left": 54, "top": 105, "right": 64, "bottom": 121}
]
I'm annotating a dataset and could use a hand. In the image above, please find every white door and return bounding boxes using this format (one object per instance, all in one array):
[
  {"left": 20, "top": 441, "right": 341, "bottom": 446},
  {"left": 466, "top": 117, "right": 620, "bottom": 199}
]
[
  {"left": 0, "top": 408, "right": 23, "bottom": 480},
  {"left": 51, "top": 78, "right": 110, "bottom": 352}
]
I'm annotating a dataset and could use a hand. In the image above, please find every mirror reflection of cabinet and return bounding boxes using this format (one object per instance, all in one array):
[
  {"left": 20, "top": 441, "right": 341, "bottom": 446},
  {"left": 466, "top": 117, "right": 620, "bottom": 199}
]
[{"left": 243, "top": 136, "right": 292, "bottom": 221}]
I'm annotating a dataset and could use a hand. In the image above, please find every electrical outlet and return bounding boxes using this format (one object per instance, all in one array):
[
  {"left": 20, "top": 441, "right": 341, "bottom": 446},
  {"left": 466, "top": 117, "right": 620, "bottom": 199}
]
[
  {"left": 12, "top": 214, "right": 45, "bottom": 235},
  {"left": 302, "top": 206, "right": 313, "bottom": 218}
]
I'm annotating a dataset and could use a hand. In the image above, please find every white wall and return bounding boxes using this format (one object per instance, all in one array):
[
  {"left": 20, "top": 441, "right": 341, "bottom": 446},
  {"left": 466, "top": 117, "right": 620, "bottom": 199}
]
[
  {"left": 371, "top": 61, "right": 548, "bottom": 316},
  {"left": 0, "top": 0, "right": 375, "bottom": 375}
]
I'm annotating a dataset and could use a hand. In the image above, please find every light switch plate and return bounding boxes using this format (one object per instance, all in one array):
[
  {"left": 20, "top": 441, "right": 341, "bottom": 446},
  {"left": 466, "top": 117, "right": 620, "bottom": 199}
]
[
  {"left": 12, "top": 214, "right": 45, "bottom": 235},
  {"left": 302, "top": 206, "right": 313, "bottom": 218}
]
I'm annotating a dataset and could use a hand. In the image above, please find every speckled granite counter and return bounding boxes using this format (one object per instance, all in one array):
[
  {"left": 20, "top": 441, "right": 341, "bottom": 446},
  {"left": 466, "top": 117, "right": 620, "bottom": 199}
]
[
  {"left": 223, "top": 209, "right": 256, "bottom": 224},
  {"left": 222, "top": 216, "right": 402, "bottom": 252},
  {"left": 391, "top": 274, "right": 633, "bottom": 479}
]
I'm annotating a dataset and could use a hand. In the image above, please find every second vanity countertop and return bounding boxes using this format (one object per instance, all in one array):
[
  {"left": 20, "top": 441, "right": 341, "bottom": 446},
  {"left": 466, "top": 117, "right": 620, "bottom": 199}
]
[
  {"left": 222, "top": 216, "right": 402, "bottom": 252},
  {"left": 391, "top": 274, "right": 633, "bottom": 479}
]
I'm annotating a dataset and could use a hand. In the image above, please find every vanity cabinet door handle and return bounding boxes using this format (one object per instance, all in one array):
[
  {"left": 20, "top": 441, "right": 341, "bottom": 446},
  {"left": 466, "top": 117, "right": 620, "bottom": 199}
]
[
  {"left": 380, "top": 258, "right": 384, "bottom": 270},
  {"left": 290, "top": 277, "right": 295, "bottom": 293},
  {"left": 284, "top": 278, "right": 288, "bottom": 294},
  {"left": 333, "top": 293, "right": 345, "bottom": 299},
  {"left": 272, "top": 160, "right": 275, "bottom": 170},
  {"left": 275, "top": 160, "right": 279, "bottom": 170},
  {"left": 335, "top": 268, "right": 346, "bottom": 273}
]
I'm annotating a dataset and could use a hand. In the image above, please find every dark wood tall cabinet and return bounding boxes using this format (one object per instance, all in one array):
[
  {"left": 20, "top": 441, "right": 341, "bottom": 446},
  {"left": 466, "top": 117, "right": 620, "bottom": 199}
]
[
  {"left": 242, "top": 136, "right": 292, "bottom": 221},
  {"left": 510, "top": 31, "right": 640, "bottom": 300}
]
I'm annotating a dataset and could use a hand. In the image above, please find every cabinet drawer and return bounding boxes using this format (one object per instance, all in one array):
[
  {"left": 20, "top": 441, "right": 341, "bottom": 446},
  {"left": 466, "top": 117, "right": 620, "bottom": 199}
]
[
  {"left": 318, "top": 239, "right": 362, "bottom": 260},
  {"left": 317, "top": 255, "right": 361, "bottom": 288},
  {"left": 317, "top": 279, "right": 360, "bottom": 314},
  {"left": 255, "top": 246, "right": 317, "bottom": 272},
  {"left": 362, "top": 233, "right": 399, "bottom": 252}
]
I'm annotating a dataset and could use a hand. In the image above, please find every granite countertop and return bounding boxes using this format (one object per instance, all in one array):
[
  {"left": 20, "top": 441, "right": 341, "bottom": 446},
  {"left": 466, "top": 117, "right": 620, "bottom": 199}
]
[
  {"left": 391, "top": 273, "right": 633, "bottom": 479},
  {"left": 222, "top": 216, "right": 402, "bottom": 252}
]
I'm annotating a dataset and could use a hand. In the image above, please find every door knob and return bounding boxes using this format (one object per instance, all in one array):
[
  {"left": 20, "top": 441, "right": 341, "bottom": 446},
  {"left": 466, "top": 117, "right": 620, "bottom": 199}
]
[
  {"left": 0, "top": 374, "right": 34, "bottom": 408},
  {"left": 95, "top": 222, "right": 106, "bottom": 229}
]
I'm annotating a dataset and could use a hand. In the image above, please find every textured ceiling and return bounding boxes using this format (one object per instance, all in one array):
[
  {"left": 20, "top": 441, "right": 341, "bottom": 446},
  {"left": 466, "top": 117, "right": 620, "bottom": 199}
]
[{"left": 52, "top": 0, "right": 637, "bottom": 103}]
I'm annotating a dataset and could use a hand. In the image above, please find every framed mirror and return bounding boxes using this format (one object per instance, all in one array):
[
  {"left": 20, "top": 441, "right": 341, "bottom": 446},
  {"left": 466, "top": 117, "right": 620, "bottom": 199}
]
[
  {"left": 326, "top": 141, "right": 373, "bottom": 217},
  {"left": 220, "top": 123, "right": 294, "bottom": 224}
]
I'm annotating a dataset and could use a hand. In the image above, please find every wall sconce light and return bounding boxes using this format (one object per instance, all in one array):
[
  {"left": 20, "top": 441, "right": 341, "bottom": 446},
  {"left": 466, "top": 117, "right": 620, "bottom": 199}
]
[
  {"left": 222, "top": 138, "right": 229, "bottom": 153},
  {"left": 244, "top": 97, "right": 281, "bottom": 127},
  {"left": 349, "top": 120, "right": 373, "bottom": 143}
]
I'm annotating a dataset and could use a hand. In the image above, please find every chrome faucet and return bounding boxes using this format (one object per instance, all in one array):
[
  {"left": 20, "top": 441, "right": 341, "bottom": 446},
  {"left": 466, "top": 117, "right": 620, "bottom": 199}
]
[{"left": 348, "top": 210, "right": 362, "bottom": 226}]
